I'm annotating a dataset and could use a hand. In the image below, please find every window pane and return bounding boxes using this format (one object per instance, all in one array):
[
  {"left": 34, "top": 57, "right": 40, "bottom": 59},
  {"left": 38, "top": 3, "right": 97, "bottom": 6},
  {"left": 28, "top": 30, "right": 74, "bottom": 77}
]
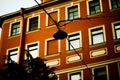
[
  {"left": 11, "top": 22, "right": 20, "bottom": 36},
  {"left": 29, "top": 50, "right": 38, "bottom": 58},
  {"left": 70, "top": 40, "right": 80, "bottom": 50},
  {"left": 116, "top": 30, "right": 120, "bottom": 39},
  {"left": 69, "top": 13, "right": 74, "bottom": 20},
  {"left": 8, "top": 49, "right": 18, "bottom": 63},
  {"left": 89, "top": 0, "right": 100, "bottom": 15},
  {"left": 115, "top": 24, "right": 120, "bottom": 29},
  {"left": 68, "top": 33, "right": 80, "bottom": 50},
  {"left": 118, "top": 0, "right": 120, "bottom": 7},
  {"left": 74, "top": 12, "right": 78, "bottom": 19},
  {"left": 74, "top": 7, "right": 78, "bottom": 12},
  {"left": 90, "top": 10, "right": 94, "bottom": 15},
  {"left": 69, "top": 34, "right": 79, "bottom": 40},
  {"left": 92, "top": 34, "right": 104, "bottom": 44},
  {"left": 112, "top": 2, "right": 117, "bottom": 9},
  {"left": 92, "top": 29, "right": 103, "bottom": 34},
  {"left": 71, "top": 74, "right": 80, "bottom": 80},
  {"left": 69, "top": 8, "right": 74, "bottom": 13},
  {"left": 95, "top": 2, "right": 99, "bottom": 5},
  {"left": 70, "top": 72, "right": 81, "bottom": 80},
  {"left": 29, "top": 17, "right": 38, "bottom": 31},
  {"left": 11, "top": 55, "right": 18, "bottom": 62},
  {"left": 111, "top": 0, "right": 120, "bottom": 9},
  {"left": 95, "top": 6, "right": 100, "bottom": 13},
  {"left": 29, "top": 45, "right": 38, "bottom": 50},
  {"left": 114, "top": 23, "right": 120, "bottom": 39},
  {"left": 91, "top": 27, "right": 104, "bottom": 45},
  {"left": 28, "top": 44, "right": 38, "bottom": 58},
  {"left": 94, "top": 67, "right": 107, "bottom": 80}
]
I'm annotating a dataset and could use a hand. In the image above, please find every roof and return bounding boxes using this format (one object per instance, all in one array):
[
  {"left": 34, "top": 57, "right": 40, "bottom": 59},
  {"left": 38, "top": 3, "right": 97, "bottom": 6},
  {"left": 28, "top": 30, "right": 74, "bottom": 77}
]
[{"left": 0, "top": 0, "right": 69, "bottom": 27}]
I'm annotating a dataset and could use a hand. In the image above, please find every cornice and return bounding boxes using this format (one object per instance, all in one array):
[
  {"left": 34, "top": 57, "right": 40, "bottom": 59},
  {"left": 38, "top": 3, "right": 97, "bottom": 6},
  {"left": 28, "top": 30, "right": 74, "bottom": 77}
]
[
  {"left": 0, "top": 0, "right": 71, "bottom": 27},
  {"left": 55, "top": 57, "right": 120, "bottom": 75}
]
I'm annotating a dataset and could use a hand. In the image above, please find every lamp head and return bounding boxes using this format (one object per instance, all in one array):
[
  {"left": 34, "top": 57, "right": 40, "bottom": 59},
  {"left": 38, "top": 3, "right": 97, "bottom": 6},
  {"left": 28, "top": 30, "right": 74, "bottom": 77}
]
[{"left": 53, "top": 30, "right": 67, "bottom": 39}]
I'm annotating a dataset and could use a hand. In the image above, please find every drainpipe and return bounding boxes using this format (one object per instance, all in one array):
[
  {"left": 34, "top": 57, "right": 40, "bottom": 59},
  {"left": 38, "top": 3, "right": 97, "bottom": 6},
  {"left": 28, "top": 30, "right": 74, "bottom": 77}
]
[{"left": 19, "top": 8, "right": 26, "bottom": 63}]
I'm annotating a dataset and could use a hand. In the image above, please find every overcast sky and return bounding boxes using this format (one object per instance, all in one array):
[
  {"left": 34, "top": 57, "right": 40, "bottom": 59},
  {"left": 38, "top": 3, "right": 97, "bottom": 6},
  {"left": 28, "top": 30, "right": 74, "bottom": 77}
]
[{"left": 0, "top": 0, "right": 40, "bottom": 16}]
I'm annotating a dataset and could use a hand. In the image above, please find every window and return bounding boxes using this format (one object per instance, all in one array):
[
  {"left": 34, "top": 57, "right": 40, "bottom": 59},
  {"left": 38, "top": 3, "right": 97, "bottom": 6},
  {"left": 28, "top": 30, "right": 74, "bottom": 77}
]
[
  {"left": 7, "top": 48, "right": 18, "bottom": 63},
  {"left": 69, "top": 72, "right": 82, "bottom": 80},
  {"left": 114, "top": 23, "right": 120, "bottom": 39},
  {"left": 91, "top": 27, "right": 104, "bottom": 45},
  {"left": 88, "top": 0, "right": 101, "bottom": 15},
  {"left": 111, "top": 0, "right": 120, "bottom": 9},
  {"left": 45, "top": 39, "right": 60, "bottom": 56},
  {"left": 47, "top": 11, "right": 58, "bottom": 26},
  {"left": 27, "top": 43, "right": 38, "bottom": 59},
  {"left": 93, "top": 67, "right": 107, "bottom": 80},
  {"left": 29, "top": 16, "right": 38, "bottom": 31},
  {"left": 68, "top": 33, "right": 81, "bottom": 50},
  {"left": 67, "top": 5, "right": 79, "bottom": 20},
  {"left": 10, "top": 22, "right": 20, "bottom": 36}
]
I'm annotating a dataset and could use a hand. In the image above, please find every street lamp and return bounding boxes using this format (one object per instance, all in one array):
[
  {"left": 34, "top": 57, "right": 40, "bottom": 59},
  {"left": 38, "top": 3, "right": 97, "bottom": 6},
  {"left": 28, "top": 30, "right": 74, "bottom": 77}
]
[
  {"left": 53, "top": 29, "right": 67, "bottom": 39},
  {"left": 34, "top": 0, "right": 68, "bottom": 40}
]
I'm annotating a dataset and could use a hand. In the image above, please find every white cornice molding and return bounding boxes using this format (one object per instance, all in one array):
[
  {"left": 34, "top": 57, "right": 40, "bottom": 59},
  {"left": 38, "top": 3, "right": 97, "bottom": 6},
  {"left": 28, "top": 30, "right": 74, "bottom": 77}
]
[{"left": 55, "top": 57, "right": 120, "bottom": 74}]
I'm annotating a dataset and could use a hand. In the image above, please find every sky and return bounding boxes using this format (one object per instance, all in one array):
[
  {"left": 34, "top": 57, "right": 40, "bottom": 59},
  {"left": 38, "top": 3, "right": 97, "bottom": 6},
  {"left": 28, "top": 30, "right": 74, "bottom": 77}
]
[{"left": 0, "top": 0, "right": 40, "bottom": 16}]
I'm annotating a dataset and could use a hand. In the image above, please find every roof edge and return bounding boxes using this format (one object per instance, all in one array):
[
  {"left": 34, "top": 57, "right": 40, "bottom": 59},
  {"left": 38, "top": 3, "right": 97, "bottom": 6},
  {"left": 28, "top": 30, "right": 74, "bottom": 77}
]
[{"left": 0, "top": 0, "right": 70, "bottom": 27}]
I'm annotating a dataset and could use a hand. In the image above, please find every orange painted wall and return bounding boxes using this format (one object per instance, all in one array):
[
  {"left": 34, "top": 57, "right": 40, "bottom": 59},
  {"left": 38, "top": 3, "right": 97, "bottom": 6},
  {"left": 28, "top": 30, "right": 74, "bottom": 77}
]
[{"left": 0, "top": 0, "right": 120, "bottom": 79}]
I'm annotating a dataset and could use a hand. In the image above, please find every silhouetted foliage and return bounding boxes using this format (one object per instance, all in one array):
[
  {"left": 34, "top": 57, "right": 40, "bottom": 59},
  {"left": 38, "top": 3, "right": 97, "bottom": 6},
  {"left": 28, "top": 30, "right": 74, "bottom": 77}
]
[{"left": 0, "top": 51, "right": 57, "bottom": 80}]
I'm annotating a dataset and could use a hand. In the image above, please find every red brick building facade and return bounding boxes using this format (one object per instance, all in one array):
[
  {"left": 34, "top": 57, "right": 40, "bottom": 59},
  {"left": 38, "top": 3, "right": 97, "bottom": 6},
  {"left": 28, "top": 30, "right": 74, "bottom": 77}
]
[{"left": 0, "top": 0, "right": 120, "bottom": 80}]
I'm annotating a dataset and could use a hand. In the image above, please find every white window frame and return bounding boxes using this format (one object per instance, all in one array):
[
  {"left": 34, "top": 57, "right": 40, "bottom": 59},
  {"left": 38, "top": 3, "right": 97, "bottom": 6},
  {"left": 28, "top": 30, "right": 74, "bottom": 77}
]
[
  {"left": 111, "top": 21, "right": 120, "bottom": 40},
  {"left": 9, "top": 20, "right": 21, "bottom": 37},
  {"left": 86, "top": 0, "right": 103, "bottom": 16},
  {"left": 68, "top": 70, "right": 83, "bottom": 80},
  {"left": 88, "top": 25, "right": 106, "bottom": 46},
  {"left": 66, "top": 31, "right": 82, "bottom": 51},
  {"left": 46, "top": 8, "right": 60, "bottom": 27},
  {"left": 92, "top": 66, "right": 109, "bottom": 80},
  {"left": 44, "top": 38, "right": 60, "bottom": 57},
  {"left": 27, "top": 15, "right": 40, "bottom": 32},
  {"left": 6, "top": 47, "right": 20, "bottom": 63},
  {"left": 66, "top": 3, "right": 80, "bottom": 21},
  {"left": 25, "top": 41, "right": 39, "bottom": 59},
  {"left": 108, "top": 0, "right": 113, "bottom": 10}
]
